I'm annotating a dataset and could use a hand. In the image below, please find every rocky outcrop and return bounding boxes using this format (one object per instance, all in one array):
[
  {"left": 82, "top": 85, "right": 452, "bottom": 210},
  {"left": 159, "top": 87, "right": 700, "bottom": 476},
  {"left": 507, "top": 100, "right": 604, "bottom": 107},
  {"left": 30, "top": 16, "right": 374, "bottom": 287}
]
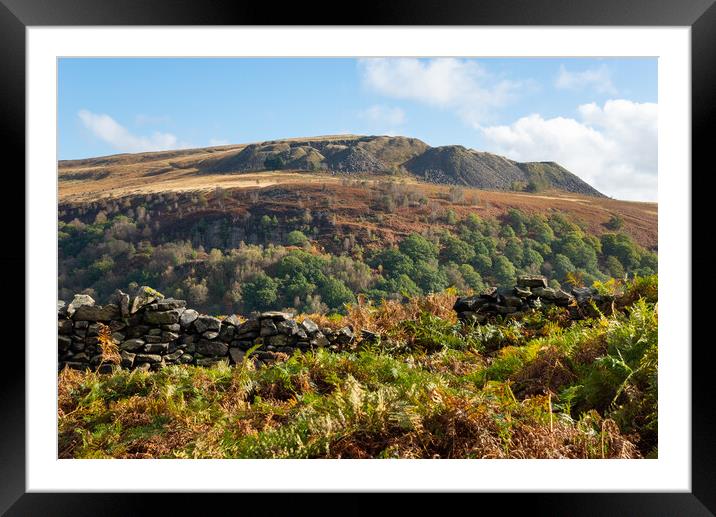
[
  {"left": 453, "top": 275, "right": 614, "bottom": 323},
  {"left": 58, "top": 286, "right": 355, "bottom": 373}
]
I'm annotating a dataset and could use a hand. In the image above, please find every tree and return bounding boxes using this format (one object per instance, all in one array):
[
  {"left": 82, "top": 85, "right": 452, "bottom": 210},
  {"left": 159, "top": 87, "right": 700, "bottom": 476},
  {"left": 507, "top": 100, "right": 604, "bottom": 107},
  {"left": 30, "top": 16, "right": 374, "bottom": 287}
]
[
  {"left": 242, "top": 273, "right": 280, "bottom": 311},
  {"left": 605, "top": 255, "right": 626, "bottom": 278},
  {"left": 413, "top": 260, "right": 449, "bottom": 293},
  {"left": 286, "top": 230, "right": 309, "bottom": 247},
  {"left": 505, "top": 208, "right": 528, "bottom": 236},
  {"left": 399, "top": 234, "right": 439, "bottom": 263},
  {"left": 523, "top": 248, "right": 544, "bottom": 272},
  {"left": 370, "top": 248, "right": 415, "bottom": 278},
  {"left": 601, "top": 233, "right": 641, "bottom": 271},
  {"left": 458, "top": 264, "right": 485, "bottom": 292},
  {"left": 441, "top": 234, "right": 475, "bottom": 264},
  {"left": 492, "top": 255, "right": 516, "bottom": 286},
  {"left": 553, "top": 253, "right": 576, "bottom": 279},
  {"left": 282, "top": 273, "right": 316, "bottom": 304},
  {"left": 472, "top": 254, "right": 493, "bottom": 276},
  {"left": 504, "top": 238, "right": 524, "bottom": 267},
  {"left": 318, "top": 277, "right": 355, "bottom": 311}
]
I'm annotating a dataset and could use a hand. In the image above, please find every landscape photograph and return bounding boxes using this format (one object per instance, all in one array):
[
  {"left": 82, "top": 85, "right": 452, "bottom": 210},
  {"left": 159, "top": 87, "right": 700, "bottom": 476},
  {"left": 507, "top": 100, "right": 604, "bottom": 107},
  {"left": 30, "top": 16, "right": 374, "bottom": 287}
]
[{"left": 56, "top": 57, "right": 658, "bottom": 459}]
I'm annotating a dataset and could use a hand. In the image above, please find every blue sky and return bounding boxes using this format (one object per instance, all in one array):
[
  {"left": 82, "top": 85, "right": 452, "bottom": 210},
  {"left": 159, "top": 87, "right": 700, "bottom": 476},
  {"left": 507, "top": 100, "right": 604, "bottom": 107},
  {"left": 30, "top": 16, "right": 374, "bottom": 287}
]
[{"left": 58, "top": 57, "right": 657, "bottom": 200}]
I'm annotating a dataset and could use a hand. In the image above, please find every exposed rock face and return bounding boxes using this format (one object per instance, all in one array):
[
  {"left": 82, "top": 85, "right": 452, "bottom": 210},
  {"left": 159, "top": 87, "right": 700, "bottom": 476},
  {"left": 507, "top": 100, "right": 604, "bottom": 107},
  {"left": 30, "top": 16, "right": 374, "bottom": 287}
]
[{"left": 193, "top": 135, "right": 604, "bottom": 197}]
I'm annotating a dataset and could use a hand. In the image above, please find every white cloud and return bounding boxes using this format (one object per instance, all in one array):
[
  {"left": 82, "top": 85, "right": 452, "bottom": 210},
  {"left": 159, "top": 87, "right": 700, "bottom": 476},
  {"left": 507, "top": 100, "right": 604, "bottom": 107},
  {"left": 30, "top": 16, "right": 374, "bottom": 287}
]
[
  {"left": 134, "top": 114, "right": 171, "bottom": 126},
  {"left": 555, "top": 64, "right": 617, "bottom": 95},
  {"left": 358, "top": 58, "right": 523, "bottom": 127},
  {"left": 359, "top": 105, "right": 406, "bottom": 126},
  {"left": 481, "top": 99, "right": 658, "bottom": 201},
  {"left": 78, "top": 110, "right": 190, "bottom": 153}
]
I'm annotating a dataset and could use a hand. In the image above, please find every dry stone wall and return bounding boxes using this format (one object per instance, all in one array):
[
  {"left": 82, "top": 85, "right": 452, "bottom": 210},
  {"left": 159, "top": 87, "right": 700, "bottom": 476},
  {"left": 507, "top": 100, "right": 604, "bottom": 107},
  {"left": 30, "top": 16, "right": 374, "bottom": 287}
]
[
  {"left": 58, "top": 276, "right": 611, "bottom": 373},
  {"left": 58, "top": 287, "right": 354, "bottom": 373},
  {"left": 453, "top": 275, "right": 612, "bottom": 323}
]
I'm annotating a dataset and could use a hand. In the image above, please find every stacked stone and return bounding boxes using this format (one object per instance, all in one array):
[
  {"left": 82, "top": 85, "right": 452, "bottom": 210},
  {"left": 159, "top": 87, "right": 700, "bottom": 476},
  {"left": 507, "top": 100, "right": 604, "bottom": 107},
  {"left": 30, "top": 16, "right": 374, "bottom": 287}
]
[
  {"left": 453, "top": 275, "right": 606, "bottom": 324},
  {"left": 58, "top": 286, "right": 356, "bottom": 372}
]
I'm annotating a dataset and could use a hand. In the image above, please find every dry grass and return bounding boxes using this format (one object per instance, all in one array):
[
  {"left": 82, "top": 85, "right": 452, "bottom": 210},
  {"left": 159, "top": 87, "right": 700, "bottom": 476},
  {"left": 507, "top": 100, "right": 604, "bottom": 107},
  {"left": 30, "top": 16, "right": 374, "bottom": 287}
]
[{"left": 57, "top": 279, "right": 657, "bottom": 460}]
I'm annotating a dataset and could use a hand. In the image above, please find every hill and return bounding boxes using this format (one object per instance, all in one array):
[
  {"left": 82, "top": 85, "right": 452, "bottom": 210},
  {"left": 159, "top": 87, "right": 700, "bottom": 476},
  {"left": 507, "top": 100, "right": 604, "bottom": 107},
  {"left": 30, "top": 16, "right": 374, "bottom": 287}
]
[
  {"left": 59, "top": 134, "right": 605, "bottom": 198},
  {"left": 57, "top": 134, "right": 656, "bottom": 317}
]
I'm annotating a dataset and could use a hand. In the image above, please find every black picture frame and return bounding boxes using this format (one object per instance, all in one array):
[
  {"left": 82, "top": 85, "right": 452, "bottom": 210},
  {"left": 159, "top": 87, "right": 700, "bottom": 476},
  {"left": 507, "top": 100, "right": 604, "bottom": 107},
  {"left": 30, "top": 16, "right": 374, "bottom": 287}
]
[{"left": 1, "top": 0, "right": 709, "bottom": 514}]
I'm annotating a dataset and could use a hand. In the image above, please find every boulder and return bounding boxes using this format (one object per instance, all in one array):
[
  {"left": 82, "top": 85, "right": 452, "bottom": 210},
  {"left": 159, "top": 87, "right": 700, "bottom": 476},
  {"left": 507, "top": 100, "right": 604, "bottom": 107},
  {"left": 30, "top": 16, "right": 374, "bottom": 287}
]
[
  {"left": 194, "top": 315, "right": 221, "bottom": 334},
  {"left": 134, "top": 353, "right": 162, "bottom": 364},
  {"left": 500, "top": 295, "right": 524, "bottom": 308},
  {"left": 552, "top": 289, "right": 576, "bottom": 305},
  {"left": 334, "top": 326, "right": 354, "bottom": 345},
  {"left": 532, "top": 287, "right": 557, "bottom": 300},
  {"left": 120, "top": 351, "right": 135, "bottom": 368},
  {"left": 223, "top": 314, "right": 242, "bottom": 327},
  {"left": 300, "top": 318, "right": 319, "bottom": 334},
  {"left": 260, "top": 319, "right": 278, "bottom": 336},
  {"left": 58, "top": 335, "right": 72, "bottom": 354},
  {"left": 277, "top": 320, "right": 300, "bottom": 336},
  {"left": 179, "top": 309, "right": 199, "bottom": 328},
  {"left": 164, "top": 350, "right": 184, "bottom": 362},
  {"left": 73, "top": 304, "right": 121, "bottom": 322},
  {"left": 144, "top": 308, "right": 184, "bottom": 325},
  {"left": 126, "top": 325, "right": 150, "bottom": 339},
  {"left": 196, "top": 340, "right": 229, "bottom": 357},
  {"left": 67, "top": 294, "right": 95, "bottom": 317},
  {"left": 259, "top": 311, "right": 292, "bottom": 321},
  {"left": 218, "top": 325, "right": 235, "bottom": 342},
  {"left": 58, "top": 319, "right": 73, "bottom": 335},
  {"left": 57, "top": 301, "right": 68, "bottom": 317},
  {"left": 517, "top": 275, "right": 548, "bottom": 289},
  {"left": 479, "top": 287, "right": 498, "bottom": 299},
  {"left": 268, "top": 334, "right": 293, "bottom": 347},
  {"left": 120, "top": 339, "right": 145, "bottom": 352},
  {"left": 232, "top": 340, "right": 255, "bottom": 350},
  {"left": 160, "top": 331, "right": 179, "bottom": 342},
  {"left": 235, "top": 318, "right": 260, "bottom": 335},
  {"left": 156, "top": 298, "right": 187, "bottom": 310},
  {"left": 130, "top": 286, "right": 164, "bottom": 314},
  {"left": 144, "top": 342, "right": 169, "bottom": 354},
  {"left": 514, "top": 286, "right": 532, "bottom": 298},
  {"left": 202, "top": 331, "right": 220, "bottom": 340},
  {"left": 112, "top": 289, "right": 131, "bottom": 318}
]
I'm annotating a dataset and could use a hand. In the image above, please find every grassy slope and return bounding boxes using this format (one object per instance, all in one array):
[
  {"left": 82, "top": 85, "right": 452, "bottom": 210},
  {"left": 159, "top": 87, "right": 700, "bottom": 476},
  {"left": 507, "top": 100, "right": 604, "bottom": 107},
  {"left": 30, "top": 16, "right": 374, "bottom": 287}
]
[{"left": 58, "top": 276, "right": 657, "bottom": 459}]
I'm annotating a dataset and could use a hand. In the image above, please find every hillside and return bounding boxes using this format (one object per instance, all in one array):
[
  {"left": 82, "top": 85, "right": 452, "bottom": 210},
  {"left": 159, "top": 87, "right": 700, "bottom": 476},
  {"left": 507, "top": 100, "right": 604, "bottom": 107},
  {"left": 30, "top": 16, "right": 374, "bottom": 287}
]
[
  {"left": 59, "top": 134, "right": 605, "bottom": 198},
  {"left": 57, "top": 134, "right": 656, "bottom": 317}
]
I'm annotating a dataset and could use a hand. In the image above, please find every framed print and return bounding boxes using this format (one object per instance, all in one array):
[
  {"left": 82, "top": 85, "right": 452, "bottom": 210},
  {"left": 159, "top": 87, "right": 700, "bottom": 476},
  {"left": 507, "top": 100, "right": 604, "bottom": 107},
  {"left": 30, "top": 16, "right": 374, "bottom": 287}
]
[{"left": 2, "top": 0, "right": 711, "bottom": 513}]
